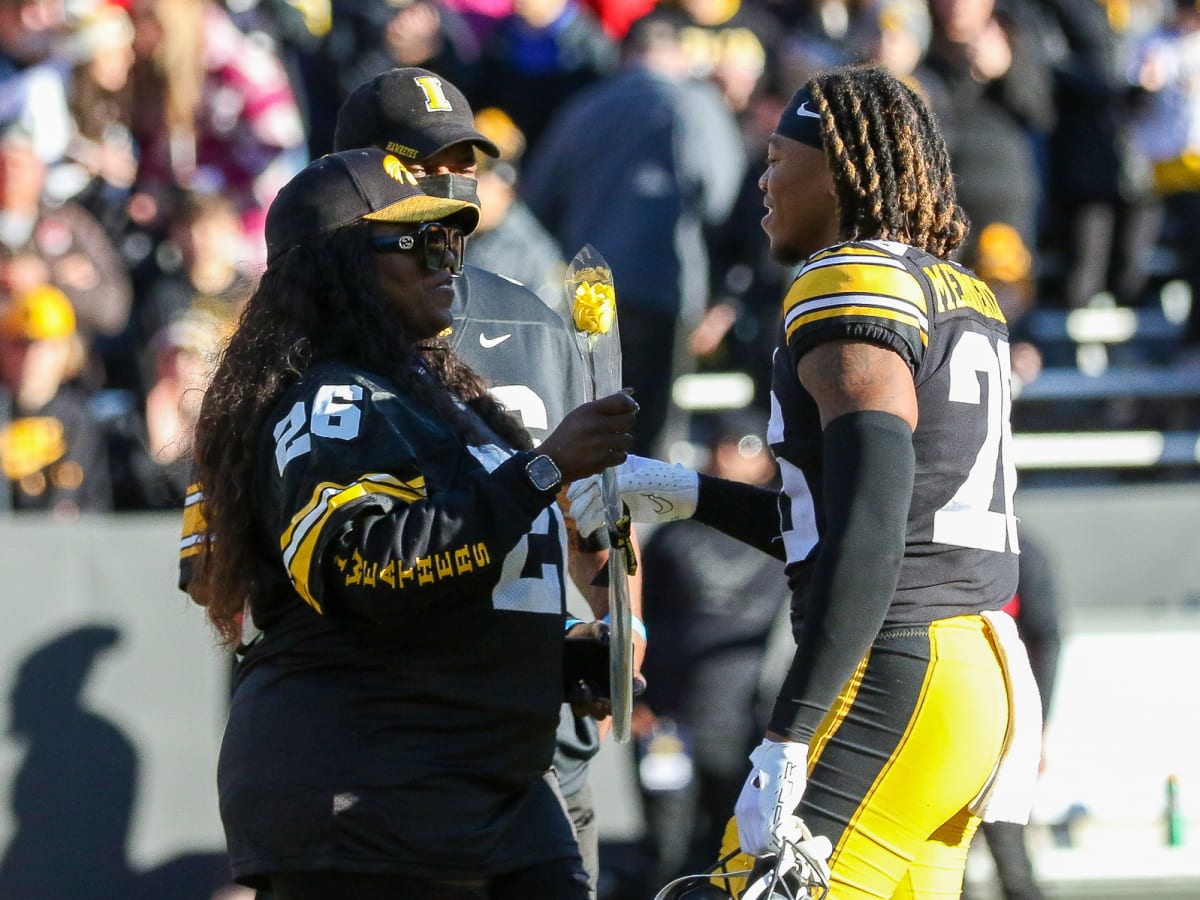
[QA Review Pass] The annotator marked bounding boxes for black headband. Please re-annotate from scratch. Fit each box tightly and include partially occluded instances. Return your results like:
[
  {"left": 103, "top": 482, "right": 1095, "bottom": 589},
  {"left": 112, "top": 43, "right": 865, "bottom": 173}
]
[{"left": 775, "top": 87, "right": 824, "bottom": 150}]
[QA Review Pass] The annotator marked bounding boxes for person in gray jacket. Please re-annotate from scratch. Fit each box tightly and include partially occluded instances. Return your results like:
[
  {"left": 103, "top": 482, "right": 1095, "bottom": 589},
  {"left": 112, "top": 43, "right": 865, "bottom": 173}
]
[{"left": 521, "top": 8, "right": 746, "bottom": 458}]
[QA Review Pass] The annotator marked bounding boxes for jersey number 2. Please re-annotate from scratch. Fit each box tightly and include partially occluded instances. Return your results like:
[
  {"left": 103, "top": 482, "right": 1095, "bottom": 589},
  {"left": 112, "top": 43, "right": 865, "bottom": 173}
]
[{"left": 932, "top": 332, "right": 1019, "bottom": 553}]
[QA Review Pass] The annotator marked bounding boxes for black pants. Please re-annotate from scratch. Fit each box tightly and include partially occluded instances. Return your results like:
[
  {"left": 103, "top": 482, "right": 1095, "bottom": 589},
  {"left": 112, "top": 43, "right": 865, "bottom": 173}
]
[
  {"left": 978, "top": 821, "right": 1044, "bottom": 900},
  {"left": 566, "top": 783, "right": 599, "bottom": 898},
  {"left": 262, "top": 855, "right": 590, "bottom": 900}
]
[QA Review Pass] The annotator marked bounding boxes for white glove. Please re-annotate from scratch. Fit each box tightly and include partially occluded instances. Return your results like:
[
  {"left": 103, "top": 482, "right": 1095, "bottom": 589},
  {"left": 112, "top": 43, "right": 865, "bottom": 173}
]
[
  {"left": 774, "top": 816, "right": 832, "bottom": 888},
  {"left": 741, "top": 817, "right": 832, "bottom": 900},
  {"left": 734, "top": 738, "right": 809, "bottom": 857},
  {"left": 565, "top": 454, "right": 699, "bottom": 538}
]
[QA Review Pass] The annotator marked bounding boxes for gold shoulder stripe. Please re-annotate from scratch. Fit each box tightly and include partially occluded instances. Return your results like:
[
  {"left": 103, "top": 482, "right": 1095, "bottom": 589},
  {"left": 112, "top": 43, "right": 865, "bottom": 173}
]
[
  {"left": 784, "top": 261, "right": 927, "bottom": 317},
  {"left": 282, "top": 474, "right": 427, "bottom": 613},
  {"left": 786, "top": 305, "right": 928, "bottom": 346},
  {"left": 807, "top": 244, "right": 894, "bottom": 263},
  {"left": 279, "top": 473, "right": 424, "bottom": 551}
]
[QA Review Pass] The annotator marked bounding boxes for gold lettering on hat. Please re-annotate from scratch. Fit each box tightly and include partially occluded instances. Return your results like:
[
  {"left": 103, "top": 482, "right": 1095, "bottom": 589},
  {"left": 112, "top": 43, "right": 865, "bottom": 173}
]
[
  {"left": 383, "top": 155, "right": 418, "bottom": 186},
  {"left": 413, "top": 74, "right": 453, "bottom": 112},
  {"left": 385, "top": 142, "right": 419, "bottom": 159}
]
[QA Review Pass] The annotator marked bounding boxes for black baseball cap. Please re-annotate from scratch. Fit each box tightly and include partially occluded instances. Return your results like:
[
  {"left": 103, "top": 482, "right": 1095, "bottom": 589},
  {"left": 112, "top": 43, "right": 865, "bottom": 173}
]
[
  {"left": 265, "top": 149, "right": 480, "bottom": 262},
  {"left": 334, "top": 68, "right": 501, "bottom": 161}
]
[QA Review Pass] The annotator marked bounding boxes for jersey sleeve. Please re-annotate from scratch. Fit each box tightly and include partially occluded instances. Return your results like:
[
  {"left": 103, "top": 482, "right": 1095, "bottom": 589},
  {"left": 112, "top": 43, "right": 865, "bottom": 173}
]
[
  {"left": 177, "top": 479, "right": 206, "bottom": 594},
  {"left": 781, "top": 243, "right": 929, "bottom": 372},
  {"left": 260, "top": 374, "right": 556, "bottom": 624}
]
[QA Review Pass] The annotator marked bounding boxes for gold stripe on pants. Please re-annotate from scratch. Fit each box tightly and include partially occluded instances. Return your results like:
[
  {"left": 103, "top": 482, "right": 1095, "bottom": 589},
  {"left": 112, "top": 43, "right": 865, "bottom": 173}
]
[{"left": 717, "top": 615, "right": 1010, "bottom": 899}]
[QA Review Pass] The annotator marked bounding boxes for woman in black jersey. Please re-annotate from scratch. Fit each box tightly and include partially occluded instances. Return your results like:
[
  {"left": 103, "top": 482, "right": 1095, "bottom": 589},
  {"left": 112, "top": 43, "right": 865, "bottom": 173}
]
[
  {"left": 570, "top": 65, "right": 1043, "bottom": 899},
  {"left": 188, "top": 148, "right": 636, "bottom": 900}
]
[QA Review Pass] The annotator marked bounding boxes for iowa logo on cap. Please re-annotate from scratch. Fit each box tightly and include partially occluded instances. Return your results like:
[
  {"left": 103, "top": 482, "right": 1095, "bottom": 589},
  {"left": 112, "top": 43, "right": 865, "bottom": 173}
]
[
  {"left": 413, "top": 74, "right": 454, "bottom": 112},
  {"left": 382, "top": 155, "right": 418, "bottom": 185}
]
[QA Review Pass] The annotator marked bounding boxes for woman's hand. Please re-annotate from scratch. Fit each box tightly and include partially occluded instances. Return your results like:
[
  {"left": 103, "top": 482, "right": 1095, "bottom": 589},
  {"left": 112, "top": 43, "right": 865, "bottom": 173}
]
[{"left": 539, "top": 391, "right": 638, "bottom": 483}]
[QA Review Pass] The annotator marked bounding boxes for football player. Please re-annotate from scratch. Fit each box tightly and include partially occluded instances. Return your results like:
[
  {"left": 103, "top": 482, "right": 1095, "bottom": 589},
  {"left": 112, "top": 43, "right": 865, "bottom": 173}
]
[{"left": 571, "top": 64, "right": 1043, "bottom": 899}]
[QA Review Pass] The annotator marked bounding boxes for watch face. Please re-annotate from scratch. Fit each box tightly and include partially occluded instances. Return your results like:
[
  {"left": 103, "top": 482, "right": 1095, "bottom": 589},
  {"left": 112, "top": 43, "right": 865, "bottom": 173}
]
[{"left": 527, "top": 454, "right": 562, "bottom": 492}]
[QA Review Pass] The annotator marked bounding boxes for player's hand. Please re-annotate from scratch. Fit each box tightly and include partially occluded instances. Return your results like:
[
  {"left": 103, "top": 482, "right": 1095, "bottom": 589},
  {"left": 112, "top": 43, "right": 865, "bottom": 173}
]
[
  {"left": 734, "top": 738, "right": 809, "bottom": 857},
  {"left": 565, "top": 454, "right": 698, "bottom": 538},
  {"left": 540, "top": 391, "right": 637, "bottom": 483},
  {"left": 774, "top": 816, "right": 832, "bottom": 886}
]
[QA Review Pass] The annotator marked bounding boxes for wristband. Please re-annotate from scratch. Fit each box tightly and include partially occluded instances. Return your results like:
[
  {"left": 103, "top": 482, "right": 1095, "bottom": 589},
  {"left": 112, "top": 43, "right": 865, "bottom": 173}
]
[
  {"left": 603, "top": 613, "right": 647, "bottom": 641},
  {"left": 564, "top": 617, "right": 586, "bottom": 632}
]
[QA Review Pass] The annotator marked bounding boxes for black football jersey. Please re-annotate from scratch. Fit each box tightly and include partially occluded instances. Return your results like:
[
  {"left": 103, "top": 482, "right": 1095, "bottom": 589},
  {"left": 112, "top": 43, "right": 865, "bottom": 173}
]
[
  {"left": 217, "top": 360, "right": 577, "bottom": 877},
  {"left": 179, "top": 267, "right": 585, "bottom": 591},
  {"left": 769, "top": 240, "right": 1019, "bottom": 625},
  {"left": 447, "top": 265, "right": 602, "bottom": 790},
  {"left": 447, "top": 266, "right": 588, "bottom": 445}
]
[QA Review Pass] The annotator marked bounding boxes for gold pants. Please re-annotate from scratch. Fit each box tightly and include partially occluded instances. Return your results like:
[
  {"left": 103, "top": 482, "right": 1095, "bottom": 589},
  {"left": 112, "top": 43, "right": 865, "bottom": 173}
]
[{"left": 716, "top": 615, "right": 1011, "bottom": 899}]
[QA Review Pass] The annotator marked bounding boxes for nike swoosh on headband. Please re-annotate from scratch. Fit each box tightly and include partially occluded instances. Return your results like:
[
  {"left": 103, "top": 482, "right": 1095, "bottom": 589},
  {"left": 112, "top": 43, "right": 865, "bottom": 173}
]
[{"left": 796, "top": 101, "right": 820, "bottom": 119}]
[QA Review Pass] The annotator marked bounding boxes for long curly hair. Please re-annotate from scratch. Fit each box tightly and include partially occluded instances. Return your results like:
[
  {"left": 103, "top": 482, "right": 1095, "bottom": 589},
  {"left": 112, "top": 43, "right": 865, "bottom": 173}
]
[
  {"left": 809, "top": 65, "right": 968, "bottom": 258},
  {"left": 191, "top": 222, "right": 530, "bottom": 646}
]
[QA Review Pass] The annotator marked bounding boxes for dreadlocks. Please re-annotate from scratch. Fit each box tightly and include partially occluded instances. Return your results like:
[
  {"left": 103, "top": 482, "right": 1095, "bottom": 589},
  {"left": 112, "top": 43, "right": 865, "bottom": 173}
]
[
  {"left": 191, "top": 222, "right": 530, "bottom": 646},
  {"left": 810, "top": 65, "right": 968, "bottom": 258}
]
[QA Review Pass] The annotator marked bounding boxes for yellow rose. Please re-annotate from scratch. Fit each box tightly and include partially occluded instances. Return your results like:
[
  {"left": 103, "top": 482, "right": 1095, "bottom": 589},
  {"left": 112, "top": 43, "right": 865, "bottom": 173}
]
[{"left": 572, "top": 281, "right": 615, "bottom": 335}]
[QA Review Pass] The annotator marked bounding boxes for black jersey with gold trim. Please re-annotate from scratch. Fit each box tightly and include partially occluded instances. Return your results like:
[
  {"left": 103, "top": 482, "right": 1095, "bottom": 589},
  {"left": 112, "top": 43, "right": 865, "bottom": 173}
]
[
  {"left": 769, "top": 239, "right": 1019, "bottom": 625},
  {"left": 217, "top": 360, "right": 575, "bottom": 877},
  {"left": 177, "top": 267, "right": 584, "bottom": 591}
]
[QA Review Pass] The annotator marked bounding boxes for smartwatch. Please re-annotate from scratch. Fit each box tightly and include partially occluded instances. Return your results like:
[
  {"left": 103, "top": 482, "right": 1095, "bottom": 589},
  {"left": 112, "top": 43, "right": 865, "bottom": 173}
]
[{"left": 524, "top": 453, "right": 563, "bottom": 493}]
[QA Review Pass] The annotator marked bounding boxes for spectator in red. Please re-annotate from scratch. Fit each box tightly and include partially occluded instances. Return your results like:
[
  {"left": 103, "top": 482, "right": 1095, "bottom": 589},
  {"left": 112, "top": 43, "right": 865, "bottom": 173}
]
[{"left": 580, "top": 0, "right": 656, "bottom": 40}]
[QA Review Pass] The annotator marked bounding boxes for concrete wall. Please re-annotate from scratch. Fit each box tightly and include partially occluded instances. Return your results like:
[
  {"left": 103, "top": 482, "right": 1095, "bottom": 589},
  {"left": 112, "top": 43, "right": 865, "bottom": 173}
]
[
  {"left": 0, "top": 482, "right": 1197, "bottom": 897},
  {"left": 0, "top": 515, "right": 229, "bottom": 899}
]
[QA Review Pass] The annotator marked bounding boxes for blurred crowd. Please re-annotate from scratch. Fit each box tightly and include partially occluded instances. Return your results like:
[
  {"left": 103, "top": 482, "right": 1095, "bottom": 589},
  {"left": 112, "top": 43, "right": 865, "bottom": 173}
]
[{"left": 3, "top": 0, "right": 1200, "bottom": 516}]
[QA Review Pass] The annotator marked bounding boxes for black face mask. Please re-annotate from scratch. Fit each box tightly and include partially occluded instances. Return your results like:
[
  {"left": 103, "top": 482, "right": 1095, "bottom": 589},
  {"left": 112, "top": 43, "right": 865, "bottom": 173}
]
[{"left": 417, "top": 173, "right": 481, "bottom": 206}]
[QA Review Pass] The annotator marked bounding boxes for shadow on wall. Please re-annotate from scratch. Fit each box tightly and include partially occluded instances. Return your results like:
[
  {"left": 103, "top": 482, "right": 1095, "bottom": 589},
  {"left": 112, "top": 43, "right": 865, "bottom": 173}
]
[{"left": 0, "top": 625, "right": 229, "bottom": 900}]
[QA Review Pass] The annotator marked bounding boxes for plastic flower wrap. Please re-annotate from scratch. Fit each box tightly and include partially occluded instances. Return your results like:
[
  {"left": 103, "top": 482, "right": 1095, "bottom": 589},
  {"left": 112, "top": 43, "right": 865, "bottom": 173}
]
[
  {"left": 564, "top": 245, "right": 635, "bottom": 743},
  {"left": 571, "top": 278, "right": 616, "bottom": 342},
  {"left": 566, "top": 254, "right": 620, "bottom": 386}
]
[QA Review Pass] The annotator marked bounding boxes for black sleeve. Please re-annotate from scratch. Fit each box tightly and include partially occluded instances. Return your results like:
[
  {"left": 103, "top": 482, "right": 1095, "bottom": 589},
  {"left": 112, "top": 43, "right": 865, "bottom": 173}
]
[
  {"left": 768, "top": 411, "right": 914, "bottom": 742},
  {"left": 692, "top": 475, "right": 786, "bottom": 560},
  {"left": 319, "top": 451, "right": 557, "bottom": 623},
  {"left": 259, "top": 371, "right": 561, "bottom": 622}
]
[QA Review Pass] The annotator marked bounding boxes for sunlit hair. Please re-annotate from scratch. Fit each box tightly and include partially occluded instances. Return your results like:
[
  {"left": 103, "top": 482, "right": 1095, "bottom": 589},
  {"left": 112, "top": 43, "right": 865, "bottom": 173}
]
[
  {"left": 191, "top": 222, "right": 530, "bottom": 646},
  {"left": 809, "top": 64, "right": 968, "bottom": 257}
]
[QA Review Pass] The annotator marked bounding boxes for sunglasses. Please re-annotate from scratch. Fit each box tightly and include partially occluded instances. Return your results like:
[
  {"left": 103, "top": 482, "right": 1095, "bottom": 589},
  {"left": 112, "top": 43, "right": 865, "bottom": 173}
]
[{"left": 371, "top": 222, "right": 467, "bottom": 276}]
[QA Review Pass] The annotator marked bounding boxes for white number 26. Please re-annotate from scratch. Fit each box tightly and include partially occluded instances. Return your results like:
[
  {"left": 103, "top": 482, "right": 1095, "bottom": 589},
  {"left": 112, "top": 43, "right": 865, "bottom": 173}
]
[
  {"left": 273, "top": 384, "right": 364, "bottom": 475},
  {"left": 931, "top": 332, "right": 1019, "bottom": 554}
]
